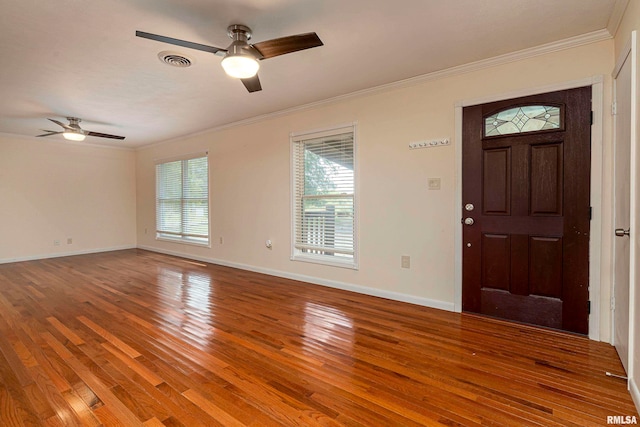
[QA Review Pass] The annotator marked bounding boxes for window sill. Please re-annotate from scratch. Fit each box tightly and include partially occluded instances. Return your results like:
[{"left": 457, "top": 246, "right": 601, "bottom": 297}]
[
  {"left": 291, "top": 253, "right": 358, "bottom": 270},
  {"left": 156, "top": 236, "right": 211, "bottom": 249}
]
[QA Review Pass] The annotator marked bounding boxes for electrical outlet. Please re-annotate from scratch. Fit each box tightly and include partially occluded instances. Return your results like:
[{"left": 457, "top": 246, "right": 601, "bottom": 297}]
[
  {"left": 53, "top": 240, "right": 60, "bottom": 246},
  {"left": 428, "top": 178, "right": 441, "bottom": 190},
  {"left": 401, "top": 255, "right": 410, "bottom": 269},
  {"left": 219, "top": 237, "right": 224, "bottom": 244},
  {"left": 67, "top": 238, "right": 73, "bottom": 245}
]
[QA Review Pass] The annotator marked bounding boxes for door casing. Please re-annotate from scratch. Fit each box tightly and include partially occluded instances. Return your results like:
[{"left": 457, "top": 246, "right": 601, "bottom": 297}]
[{"left": 453, "top": 76, "right": 605, "bottom": 341}]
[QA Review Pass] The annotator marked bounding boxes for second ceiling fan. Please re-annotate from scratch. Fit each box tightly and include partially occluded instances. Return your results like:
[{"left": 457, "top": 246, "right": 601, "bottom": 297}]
[{"left": 136, "top": 24, "right": 323, "bottom": 93}]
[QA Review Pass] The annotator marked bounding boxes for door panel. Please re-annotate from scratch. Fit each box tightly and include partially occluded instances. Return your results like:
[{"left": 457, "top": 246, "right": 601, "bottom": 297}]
[
  {"left": 462, "top": 87, "right": 591, "bottom": 334},
  {"left": 530, "top": 144, "right": 563, "bottom": 215},
  {"left": 510, "top": 235, "right": 529, "bottom": 296},
  {"left": 483, "top": 149, "right": 511, "bottom": 214},
  {"left": 613, "top": 44, "right": 632, "bottom": 372},
  {"left": 480, "top": 288, "right": 563, "bottom": 329},
  {"left": 529, "top": 236, "right": 563, "bottom": 298},
  {"left": 481, "top": 234, "right": 510, "bottom": 290}
]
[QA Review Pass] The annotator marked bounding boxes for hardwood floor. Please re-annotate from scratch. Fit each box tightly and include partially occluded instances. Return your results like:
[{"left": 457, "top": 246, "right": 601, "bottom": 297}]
[{"left": 0, "top": 249, "right": 636, "bottom": 426}]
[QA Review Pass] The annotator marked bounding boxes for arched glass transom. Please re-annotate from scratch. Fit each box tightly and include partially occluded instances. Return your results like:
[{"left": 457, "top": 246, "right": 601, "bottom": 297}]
[{"left": 484, "top": 105, "right": 561, "bottom": 137}]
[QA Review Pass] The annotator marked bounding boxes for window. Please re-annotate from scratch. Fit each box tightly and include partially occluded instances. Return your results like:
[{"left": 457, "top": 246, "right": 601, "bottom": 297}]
[
  {"left": 291, "top": 124, "right": 357, "bottom": 268},
  {"left": 156, "top": 154, "right": 209, "bottom": 246},
  {"left": 484, "top": 105, "right": 562, "bottom": 137}
]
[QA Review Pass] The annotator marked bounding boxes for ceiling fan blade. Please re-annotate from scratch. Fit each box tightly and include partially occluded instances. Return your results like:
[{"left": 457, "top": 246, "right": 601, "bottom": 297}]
[
  {"left": 36, "top": 131, "right": 63, "bottom": 137},
  {"left": 251, "top": 32, "right": 323, "bottom": 59},
  {"left": 136, "top": 31, "right": 226, "bottom": 55},
  {"left": 86, "top": 131, "right": 126, "bottom": 140},
  {"left": 241, "top": 75, "right": 262, "bottom": 93},
  {"left": 48, "top": 118, "right": 72, "bottom": 130}
]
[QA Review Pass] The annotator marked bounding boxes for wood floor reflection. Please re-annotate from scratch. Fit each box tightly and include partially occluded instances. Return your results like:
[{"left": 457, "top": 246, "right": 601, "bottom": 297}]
[{"left": 0, "top": 249, "right": 636, "bottom": 426}]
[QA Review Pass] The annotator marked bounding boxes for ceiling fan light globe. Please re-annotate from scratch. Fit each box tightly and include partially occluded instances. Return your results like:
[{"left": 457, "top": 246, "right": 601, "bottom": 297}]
[
  {"left": 63, "top": 130, "right": 86, "bottom": 141},
  {"left": 221, "top": 54, "right": 259, "bottom": 79}
]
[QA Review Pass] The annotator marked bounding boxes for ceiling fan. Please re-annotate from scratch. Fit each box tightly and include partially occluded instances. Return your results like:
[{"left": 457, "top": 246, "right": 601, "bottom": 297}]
[
  {"left": 37, "top": 117, "right": 125, "bottom": 141},
  {"left": 136, "top": 24, "right": 323, "bottom": 93}
]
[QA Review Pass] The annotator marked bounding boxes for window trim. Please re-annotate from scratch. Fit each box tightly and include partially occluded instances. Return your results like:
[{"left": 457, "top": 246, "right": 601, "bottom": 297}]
[
  {"left": 155, "top": 152, "right": 211, "bottom": 248},
  {"left": 290, "top": 123, "right": 358, "bottom": 269}
]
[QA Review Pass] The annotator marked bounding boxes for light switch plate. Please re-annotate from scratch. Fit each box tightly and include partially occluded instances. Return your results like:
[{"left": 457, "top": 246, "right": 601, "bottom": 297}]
[
  {"left": 401, "top": 255, "right": 410, "bottom": 269},
  {"left": 428, "top": 178, "right": 441, "bottom": 190}
]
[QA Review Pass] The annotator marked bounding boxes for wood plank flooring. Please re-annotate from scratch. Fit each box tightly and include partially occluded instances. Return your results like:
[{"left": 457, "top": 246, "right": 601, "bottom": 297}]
[{"left": 0, "top": 249, "right": 636, "bottom": 426}]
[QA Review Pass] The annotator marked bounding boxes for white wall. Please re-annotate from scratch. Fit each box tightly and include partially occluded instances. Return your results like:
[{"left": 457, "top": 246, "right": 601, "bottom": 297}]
[
  {"left": 137, "top": 39, "right": 615, "bottom": 336},
  {"left": 0, "top": 135, "right": 137, "bottom": 262}
]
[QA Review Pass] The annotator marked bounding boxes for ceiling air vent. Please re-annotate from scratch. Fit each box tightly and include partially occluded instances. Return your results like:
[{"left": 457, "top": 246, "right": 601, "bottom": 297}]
[{"left": 158, "top": 51, "right": 193, "bottom": 68}]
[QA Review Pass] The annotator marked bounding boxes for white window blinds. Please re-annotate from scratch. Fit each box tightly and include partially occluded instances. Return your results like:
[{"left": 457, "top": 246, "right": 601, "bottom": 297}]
[
  {"left": 156, "top": 155, "right": 209, "bottom": 245},
  {"left": 292, "top": 125, "right": 356, "bottom": 267}
]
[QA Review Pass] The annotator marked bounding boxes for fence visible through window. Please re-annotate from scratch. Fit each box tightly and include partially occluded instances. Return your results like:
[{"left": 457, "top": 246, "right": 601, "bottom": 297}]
[{"left": 292, "top": 124, "right": 356, "bottom": 267}]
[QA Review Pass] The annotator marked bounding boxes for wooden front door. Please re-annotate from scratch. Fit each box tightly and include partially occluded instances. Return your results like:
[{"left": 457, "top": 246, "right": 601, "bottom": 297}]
[{"left": 462, "top": 87, "right": 591, "bottom": 335}]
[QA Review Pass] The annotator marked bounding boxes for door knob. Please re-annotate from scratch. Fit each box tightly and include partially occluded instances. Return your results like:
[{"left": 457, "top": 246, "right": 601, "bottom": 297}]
[
  {"left": 464, "top": 218, "right": 475, "bottom": 226},
  {"left": 615, "top": 228, "right": 630, "bottom": 237}
]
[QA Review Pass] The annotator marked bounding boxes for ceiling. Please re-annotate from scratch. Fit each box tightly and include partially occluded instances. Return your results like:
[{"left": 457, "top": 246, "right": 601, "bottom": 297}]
[{"left": 0, "top": 0, "right": 624, "bottom": 148}]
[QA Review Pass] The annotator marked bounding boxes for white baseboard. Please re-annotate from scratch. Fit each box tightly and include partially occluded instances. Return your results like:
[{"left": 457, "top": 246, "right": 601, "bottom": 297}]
[
  {"left": 137, "top": 245, "right": 455, "bottom": 312},
  {"left": 0, "top": 245, "right": 137, "bottom": 264},
  {"left": 631, "top": 377, "right": 640, "bottom": 415}
]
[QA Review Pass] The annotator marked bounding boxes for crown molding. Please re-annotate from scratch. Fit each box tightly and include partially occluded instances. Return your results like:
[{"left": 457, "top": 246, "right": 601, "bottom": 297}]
[
  {"left": 139, "top": 29, "right": 613, "bottom": 151},
  {"left": 607, "top": 0, "right": 630, "bottom": 37}
]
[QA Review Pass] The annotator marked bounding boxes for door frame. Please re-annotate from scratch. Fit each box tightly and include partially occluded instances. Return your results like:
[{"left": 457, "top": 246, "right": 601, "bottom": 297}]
[{"left": 453, "top": 76, "right": 605, "bottom": 341}]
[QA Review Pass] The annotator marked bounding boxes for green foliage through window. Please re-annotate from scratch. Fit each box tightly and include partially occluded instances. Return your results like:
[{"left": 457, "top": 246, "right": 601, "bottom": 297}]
[{"left": 292, "top": 126, "right": 356, "bottom": 266}]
